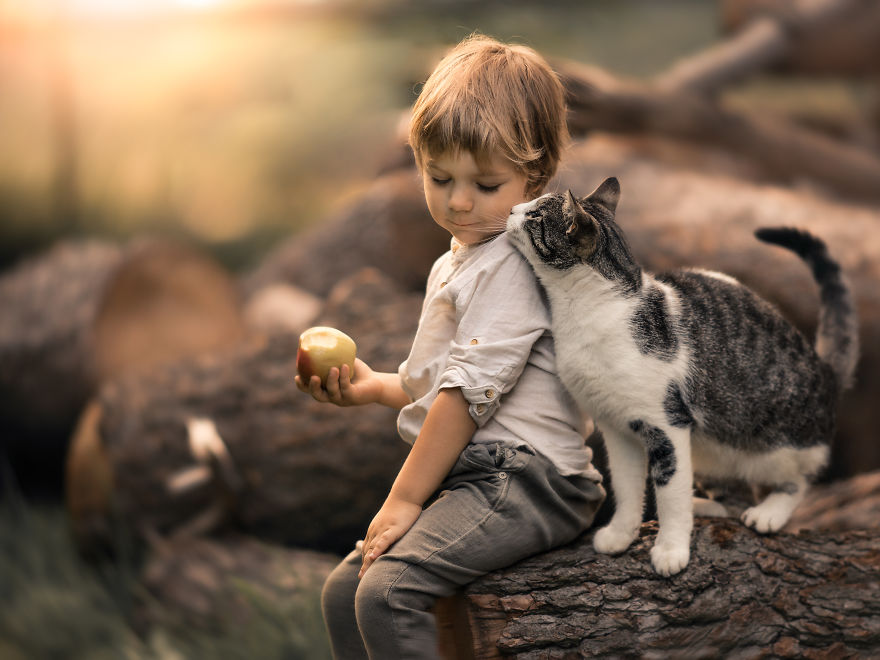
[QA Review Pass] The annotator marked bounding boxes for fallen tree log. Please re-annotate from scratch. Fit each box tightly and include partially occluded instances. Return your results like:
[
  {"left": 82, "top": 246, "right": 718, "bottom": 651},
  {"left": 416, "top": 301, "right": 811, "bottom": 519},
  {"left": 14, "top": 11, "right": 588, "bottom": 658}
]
[
  {"left": 240, "top": 168, "right": 447, "bottom": 299},
  {"left": 787, "top": 470, "right": 880, "bottom": 533},
  {"left": 659, "top": 0, "right": 871, "bottom": 94},
  {"left": 66, "top": 268, "right": 419, "bottom": 555},
  {"left": 721, "top": 0, "right": 880, "bottom": 76},
  {"left": 438, "top": 518, "right": 880, "bottom": 659},
  {"left": 138, "top": 532, "right": 338, "bottom": 649},
  {"left": 0, "top": 241, "right": 122, "bottom": 444},
  {"left": 556, "top": 58, "right": 880, "bottom": 204},
  {"left": 557, "top": 135, "right": 880, "bottom": 479},
  {"left": 0, "top": 239, "right": 244, "bottom": 494}
]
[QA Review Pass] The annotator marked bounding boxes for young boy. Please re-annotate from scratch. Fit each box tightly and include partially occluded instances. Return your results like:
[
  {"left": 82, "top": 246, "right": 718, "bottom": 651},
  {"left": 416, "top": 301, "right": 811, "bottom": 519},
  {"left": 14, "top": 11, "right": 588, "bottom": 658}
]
[{"left": 296, "top": 34, "right": 605, "bottom": 659}]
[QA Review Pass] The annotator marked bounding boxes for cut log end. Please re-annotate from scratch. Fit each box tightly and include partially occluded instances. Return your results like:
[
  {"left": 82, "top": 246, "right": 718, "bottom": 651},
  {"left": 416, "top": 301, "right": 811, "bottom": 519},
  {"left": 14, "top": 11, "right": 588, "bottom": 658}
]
[{"left": 93, "top": 240, "right": 246, "bottom": 381}]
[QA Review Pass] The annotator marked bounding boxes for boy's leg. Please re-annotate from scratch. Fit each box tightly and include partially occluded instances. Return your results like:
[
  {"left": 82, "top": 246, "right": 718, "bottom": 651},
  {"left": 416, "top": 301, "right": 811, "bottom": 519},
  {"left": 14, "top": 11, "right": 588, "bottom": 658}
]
[
  {"left": 321, "top": 549, "right": 367, "bottom": 660},
  {"left": 354, "top": 443, "right": 604, "bottom": 659}
]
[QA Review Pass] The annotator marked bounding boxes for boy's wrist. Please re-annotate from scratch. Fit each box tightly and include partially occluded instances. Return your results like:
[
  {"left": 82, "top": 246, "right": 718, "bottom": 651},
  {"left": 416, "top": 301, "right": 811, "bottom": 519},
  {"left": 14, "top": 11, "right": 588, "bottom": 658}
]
[{"left": 376, "top": 372, "right": 411, "bottom": 409}]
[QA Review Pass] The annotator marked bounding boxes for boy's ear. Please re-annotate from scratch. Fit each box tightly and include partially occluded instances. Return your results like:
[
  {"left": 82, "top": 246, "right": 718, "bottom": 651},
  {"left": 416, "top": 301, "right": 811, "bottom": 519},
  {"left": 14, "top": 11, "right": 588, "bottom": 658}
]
[
  {"left": 564, "top": 190, "right": 599, "bottom": 257},
  {"left": 585, "top": 177, "right": 620, "bottom": 214}
]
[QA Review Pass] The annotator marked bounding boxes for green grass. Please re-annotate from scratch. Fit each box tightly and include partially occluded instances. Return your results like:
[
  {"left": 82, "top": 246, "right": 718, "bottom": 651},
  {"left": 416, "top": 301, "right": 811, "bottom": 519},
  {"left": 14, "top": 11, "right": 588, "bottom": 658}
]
[{"left": 0, "top": 490, "right": 331, "bottom": 659}]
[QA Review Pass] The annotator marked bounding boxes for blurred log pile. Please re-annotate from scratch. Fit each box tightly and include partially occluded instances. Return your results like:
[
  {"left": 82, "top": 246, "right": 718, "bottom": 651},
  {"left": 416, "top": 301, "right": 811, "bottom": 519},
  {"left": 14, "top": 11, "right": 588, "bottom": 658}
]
[
  {"left": 0, "top": 239, "right": 244, "bottom": 493},
  {"left": 66, "top": 268, "right": 418, "bottom": 556},
  {"left": 3, "top": 0, "right": 880, "bottom": 656}
]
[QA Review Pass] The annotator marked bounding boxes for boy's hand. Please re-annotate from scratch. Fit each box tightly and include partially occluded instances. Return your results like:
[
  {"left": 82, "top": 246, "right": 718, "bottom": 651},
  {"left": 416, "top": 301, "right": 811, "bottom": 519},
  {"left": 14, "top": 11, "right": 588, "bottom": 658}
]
[
  {"left": 359, "top": 497, "right": 422, "bottom": 578},
  {"left": 295, "top": 358, "right": 384, "bottom": 407}
]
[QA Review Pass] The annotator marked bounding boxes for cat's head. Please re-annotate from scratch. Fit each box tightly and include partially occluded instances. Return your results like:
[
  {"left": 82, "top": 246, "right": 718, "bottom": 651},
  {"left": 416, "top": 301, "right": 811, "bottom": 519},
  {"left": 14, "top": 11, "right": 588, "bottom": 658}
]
[{"left": 506, "top": 176, "right": 641, "bottom": 293}]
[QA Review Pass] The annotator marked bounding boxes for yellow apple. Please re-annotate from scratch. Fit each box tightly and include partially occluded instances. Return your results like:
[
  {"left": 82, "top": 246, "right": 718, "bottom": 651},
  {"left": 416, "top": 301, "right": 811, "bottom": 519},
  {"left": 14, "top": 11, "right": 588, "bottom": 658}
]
[{"left": 296, "top": 326, "right": 357, "bottom": 386}]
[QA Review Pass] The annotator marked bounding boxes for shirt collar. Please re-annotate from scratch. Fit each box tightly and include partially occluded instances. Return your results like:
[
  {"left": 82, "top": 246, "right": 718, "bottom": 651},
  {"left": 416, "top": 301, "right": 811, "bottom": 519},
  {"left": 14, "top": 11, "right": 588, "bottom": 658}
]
[{"left": 450, "top": 233, "right": 502, "bottom": 266}]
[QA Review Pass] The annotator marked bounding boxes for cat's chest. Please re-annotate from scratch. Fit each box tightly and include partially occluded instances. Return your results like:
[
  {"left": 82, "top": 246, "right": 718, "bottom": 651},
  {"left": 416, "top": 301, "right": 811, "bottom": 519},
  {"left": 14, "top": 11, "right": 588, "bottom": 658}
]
[
  {"left": 548, "top": 289, "right": 681, "bottom": 417},
  {"left": 550, "top": 294, "right": 639, "bottom": 381}
]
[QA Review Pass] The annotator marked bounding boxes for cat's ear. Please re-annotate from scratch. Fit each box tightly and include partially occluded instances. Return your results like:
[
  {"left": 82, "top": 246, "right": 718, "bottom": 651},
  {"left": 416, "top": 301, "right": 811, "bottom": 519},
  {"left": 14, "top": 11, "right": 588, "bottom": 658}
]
[
  {"left": 586, "top": 177, "right": 620, "bottom": 214},
  {"left": 562, "top": 189, "right": 586, "bottom": 222},
  {"left": 564, "top": 190, "right": 599, "bottom": 256}
]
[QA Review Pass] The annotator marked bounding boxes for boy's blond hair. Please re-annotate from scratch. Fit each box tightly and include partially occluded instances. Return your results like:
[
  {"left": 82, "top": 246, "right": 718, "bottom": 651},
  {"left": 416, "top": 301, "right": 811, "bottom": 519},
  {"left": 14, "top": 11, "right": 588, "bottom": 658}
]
[{"left": 409, "top": 34, "right": 568, "bottom": 197}]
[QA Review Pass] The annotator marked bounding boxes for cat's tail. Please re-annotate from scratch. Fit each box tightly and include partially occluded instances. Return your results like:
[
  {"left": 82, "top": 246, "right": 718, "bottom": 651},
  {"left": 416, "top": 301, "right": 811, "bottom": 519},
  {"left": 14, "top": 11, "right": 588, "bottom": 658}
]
[{"left": 755, "top": 227, "right": 859, "bottom": 391}]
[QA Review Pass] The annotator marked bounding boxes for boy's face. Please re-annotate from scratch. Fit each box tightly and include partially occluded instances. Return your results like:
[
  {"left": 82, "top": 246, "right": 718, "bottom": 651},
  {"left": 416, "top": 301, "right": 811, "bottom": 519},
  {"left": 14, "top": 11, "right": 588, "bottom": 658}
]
[{"left": 421, "top": 150, "right": 531, "bottom": 246}]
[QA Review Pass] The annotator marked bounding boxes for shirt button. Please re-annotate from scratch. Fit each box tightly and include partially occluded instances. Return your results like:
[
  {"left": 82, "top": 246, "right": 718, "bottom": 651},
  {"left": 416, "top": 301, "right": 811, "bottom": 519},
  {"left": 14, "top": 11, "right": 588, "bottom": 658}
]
[
  {"left": 470, "top": 339, "right": 479, "bottom": 345},
  {"left": 498, "top": 472, "right": 507, "bottom": 480},
  {"left": 440, "top": 281, "right": 447, "bottom": 288},
  {"left": 475, "top": 404, "right": 486, "bottom": 414},
  {"left": 485, "top": 389, "right": 495, "bottom": 399}
]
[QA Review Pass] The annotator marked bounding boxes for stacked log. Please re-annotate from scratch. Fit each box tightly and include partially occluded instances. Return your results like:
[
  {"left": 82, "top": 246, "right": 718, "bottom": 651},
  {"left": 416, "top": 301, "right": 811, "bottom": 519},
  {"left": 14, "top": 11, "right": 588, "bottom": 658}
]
[
  {"left": 139, "top": 533, "right": 339, "bottom": 636},
  {"left": 66, "top": 268, "right": 421, "bottom": 555},
  {"left": 720, "top": 0, "right": 880, "bottom": 76},
  {"left": 240, "top": 168, "right": 448, "bottom": 298},
  {"left": 556, "top": 59, "right": 880, "bottom": 204},
  {"left": 0, "top": 239, "right": 244, "bottom": 494}
]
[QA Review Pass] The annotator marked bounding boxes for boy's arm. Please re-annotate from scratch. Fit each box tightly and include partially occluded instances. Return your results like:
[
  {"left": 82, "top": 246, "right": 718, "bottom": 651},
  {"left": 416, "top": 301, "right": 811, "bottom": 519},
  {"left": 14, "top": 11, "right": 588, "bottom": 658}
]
[{"left": 359, "top": 387, "right": 475, "bottom": 578}]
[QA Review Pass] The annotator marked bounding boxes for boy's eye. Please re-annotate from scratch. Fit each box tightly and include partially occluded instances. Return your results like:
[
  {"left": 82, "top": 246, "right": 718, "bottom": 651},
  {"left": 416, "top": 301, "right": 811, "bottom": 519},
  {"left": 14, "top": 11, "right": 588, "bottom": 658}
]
[
  {"left": 477, "top": 183, "right": 501, "bottom": 193},
  {"left": 430, "top": 176, "right": 450, "bottom": 186}
]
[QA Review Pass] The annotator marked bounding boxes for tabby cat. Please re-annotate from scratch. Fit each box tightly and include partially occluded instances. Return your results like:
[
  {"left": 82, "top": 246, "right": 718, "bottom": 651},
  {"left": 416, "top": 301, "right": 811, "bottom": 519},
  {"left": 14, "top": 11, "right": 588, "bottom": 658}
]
[{"left": 506, "top": 177, "right": 858, "bottom": 576}]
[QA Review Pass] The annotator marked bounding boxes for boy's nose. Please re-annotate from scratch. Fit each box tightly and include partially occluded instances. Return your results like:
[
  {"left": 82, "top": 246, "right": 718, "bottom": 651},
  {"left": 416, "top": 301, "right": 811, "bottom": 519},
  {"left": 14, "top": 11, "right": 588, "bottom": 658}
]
[{"left": 448, "top": 186, "right": 472, "bottom": 212}]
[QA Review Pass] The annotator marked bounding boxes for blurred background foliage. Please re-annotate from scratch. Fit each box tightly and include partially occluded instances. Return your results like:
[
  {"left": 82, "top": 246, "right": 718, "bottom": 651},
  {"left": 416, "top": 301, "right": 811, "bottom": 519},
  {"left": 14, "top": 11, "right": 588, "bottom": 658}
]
[{"left": 0, "top": 0, "right": 721, "bottom": 272}]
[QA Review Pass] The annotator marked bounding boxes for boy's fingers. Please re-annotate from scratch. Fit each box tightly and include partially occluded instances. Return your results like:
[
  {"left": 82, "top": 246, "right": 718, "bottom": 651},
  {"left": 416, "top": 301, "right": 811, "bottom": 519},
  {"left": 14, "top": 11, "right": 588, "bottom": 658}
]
[
  {"left": 371, "top": 533, "right": 393, "bottom": 559},
  {"left": 308, "top": 375, "right": 328, "bottom": 401},
  {"left": 325, "top": 367, "right": 341, "bottom": 400},
  {"left": 339, "top": 364, "right": 354, "bottom": 395}
]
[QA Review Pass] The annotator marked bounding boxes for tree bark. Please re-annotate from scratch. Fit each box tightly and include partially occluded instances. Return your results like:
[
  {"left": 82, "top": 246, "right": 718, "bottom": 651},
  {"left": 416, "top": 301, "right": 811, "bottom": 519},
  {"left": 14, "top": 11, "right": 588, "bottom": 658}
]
[
  {"left": 66, "top": 268, "right": 421, "bottom": 555},
  {"left": 440, "top": 519, "right": 880, "bottom": 659}
]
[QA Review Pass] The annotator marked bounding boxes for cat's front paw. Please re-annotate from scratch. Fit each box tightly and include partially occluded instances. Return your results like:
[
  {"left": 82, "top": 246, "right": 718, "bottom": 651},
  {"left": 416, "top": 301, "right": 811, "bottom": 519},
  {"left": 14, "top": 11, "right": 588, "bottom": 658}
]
[
  {"left": 593, "top": 524, "right": 638, "bottom": 555},
  {"left": 650, "top": 541, "right": 690, "bottom": 576}
]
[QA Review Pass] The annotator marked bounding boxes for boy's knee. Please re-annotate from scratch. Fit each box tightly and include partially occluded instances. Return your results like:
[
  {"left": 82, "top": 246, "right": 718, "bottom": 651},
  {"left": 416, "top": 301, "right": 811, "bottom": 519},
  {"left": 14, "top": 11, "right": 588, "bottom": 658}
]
[
  {"left": 354, "top": 557, "right": 396, "bottom": 618},
  {"left": 321, "top": 557, "right": 360, "bottom": 617},
  {"left": 354, "top": 556, "right": 431, "bottom": 623}
]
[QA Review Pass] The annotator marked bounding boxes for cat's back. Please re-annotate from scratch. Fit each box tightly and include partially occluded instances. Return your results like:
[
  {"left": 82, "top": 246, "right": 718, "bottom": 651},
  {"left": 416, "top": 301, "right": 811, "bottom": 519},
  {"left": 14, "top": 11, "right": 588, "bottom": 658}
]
[{"left": 658, "top": 268, "right": 837, "bottom": 450}]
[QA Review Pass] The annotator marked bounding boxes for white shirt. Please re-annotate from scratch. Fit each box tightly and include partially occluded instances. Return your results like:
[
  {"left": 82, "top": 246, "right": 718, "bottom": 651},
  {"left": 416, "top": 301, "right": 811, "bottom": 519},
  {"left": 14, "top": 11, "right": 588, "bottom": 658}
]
[{"left": 397, "top": 233, "right": 601, "bottom": 479}]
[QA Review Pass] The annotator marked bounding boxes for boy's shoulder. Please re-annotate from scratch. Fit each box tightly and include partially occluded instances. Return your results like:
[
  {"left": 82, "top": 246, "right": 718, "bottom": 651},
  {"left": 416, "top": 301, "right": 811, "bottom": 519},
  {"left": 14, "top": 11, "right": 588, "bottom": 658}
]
[
  {"left": 432, "top": 233, "right": 538, "bottom": 287},
  {"left": 481, "top": 233, "right": 538, "bottom": 277}
]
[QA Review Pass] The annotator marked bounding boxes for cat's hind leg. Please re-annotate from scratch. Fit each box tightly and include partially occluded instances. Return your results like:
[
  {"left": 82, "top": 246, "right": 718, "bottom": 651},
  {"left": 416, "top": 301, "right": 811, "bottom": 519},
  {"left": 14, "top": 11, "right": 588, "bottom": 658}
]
[
  {"left": 741, "top": 477, "right": 807, "bottom": 533},
  {"left": 593, "top": 426, "right": 647, "bottom": 556},
  {"left": 693, "top": 496, "right": 729, "bottom": 518}
]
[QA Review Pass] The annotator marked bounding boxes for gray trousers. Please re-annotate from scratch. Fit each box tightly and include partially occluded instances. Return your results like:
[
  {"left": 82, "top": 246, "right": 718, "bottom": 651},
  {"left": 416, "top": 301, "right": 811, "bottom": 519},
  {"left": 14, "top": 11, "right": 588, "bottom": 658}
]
[{"left": 321, "top": 442, "right": 605, "bottom": 659}]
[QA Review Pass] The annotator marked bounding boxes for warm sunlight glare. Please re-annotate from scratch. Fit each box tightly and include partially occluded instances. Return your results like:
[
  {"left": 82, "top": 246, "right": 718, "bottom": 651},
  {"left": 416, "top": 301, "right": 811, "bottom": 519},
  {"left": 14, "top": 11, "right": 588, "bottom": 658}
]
[{"left": 65, "top": 0, "right": 228, "bottom": 18}]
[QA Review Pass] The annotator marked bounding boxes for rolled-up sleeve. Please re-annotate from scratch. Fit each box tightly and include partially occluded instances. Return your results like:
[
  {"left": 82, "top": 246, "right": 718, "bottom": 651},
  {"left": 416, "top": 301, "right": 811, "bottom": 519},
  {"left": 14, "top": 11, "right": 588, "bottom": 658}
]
[{"left": 436, "top": 252, "right": 550, "bottom": 427}]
